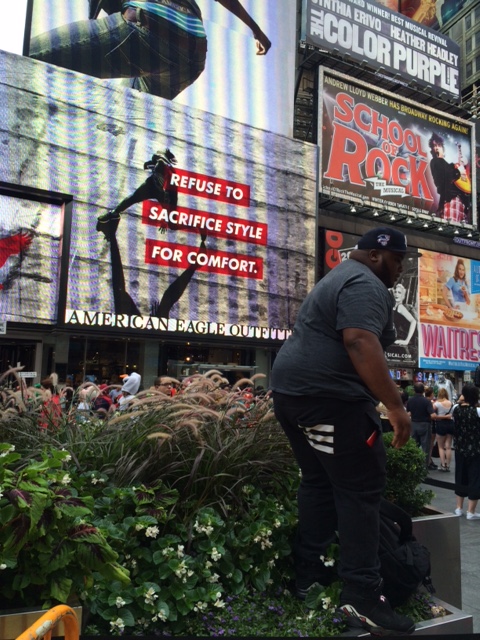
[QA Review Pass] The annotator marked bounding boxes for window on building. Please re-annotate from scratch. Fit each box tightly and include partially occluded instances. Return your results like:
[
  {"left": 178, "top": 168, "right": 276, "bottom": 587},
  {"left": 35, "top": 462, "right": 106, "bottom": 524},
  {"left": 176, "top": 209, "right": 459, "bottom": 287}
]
[
  {"left": 476, "top": 31, "right": 480, "bottom": 48},
  {"left": 476, "top": 55, "right": 480, "bottom": 72},
  {"left": 467, "top": 36, "right": 473, "bottom": 53},
  {"left": 467, "top": 61, "right": 473, "bottom": 78},
  {"left": 475, "top": 3, "right": 480, "bottom": 22},
  {"left": 466, "top": 14, "right": 472, "bottom": 30}
]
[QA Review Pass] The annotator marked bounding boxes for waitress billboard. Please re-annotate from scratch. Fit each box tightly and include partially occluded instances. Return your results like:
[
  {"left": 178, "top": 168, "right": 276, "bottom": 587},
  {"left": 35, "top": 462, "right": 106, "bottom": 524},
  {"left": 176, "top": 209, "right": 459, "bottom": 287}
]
[{"left": 419, "top": 249, "right": 480, "bottom": 370}]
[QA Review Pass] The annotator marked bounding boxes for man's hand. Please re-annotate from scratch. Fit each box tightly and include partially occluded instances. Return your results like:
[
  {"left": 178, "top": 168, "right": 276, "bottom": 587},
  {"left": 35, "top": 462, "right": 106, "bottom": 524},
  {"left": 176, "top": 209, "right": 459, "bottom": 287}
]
[
  {"left": 388, "top": 407, "right": 411, "bottom": 448},
  {"left": 254, "top": 31, "right": 271, "bottom": 55}
]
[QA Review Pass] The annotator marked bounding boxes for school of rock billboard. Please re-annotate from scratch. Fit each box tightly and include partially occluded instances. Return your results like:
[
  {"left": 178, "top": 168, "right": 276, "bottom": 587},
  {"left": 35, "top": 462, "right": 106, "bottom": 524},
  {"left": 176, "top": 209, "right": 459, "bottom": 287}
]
[
  {"left": 419, "top": 249, "right": 480, "bottom": 371},
  {"left": 322, "top": 228, "right": 420, "bottom": 368},
  {"left": 25, "top": 0, "right": 295, "bottom": 138},
  {"left": 0, "top": 49, "right": 317, "bottom": 340},
  {"left": 302, "top": 0, "right": 460, "bottom": 101},
  {"left": 319, "top": 69, "right": 476, "bottom": 224}
]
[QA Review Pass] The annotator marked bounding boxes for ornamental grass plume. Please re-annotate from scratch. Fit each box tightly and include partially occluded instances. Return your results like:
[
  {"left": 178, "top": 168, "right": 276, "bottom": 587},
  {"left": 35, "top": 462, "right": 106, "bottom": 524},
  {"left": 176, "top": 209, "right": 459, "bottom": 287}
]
[{"left": 0, "top": 371, "right": 295, "bottom": 514}]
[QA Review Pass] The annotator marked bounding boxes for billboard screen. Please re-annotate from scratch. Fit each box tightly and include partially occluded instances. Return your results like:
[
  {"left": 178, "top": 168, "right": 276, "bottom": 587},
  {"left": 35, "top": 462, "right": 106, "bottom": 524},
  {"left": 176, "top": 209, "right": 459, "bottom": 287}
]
[
  {"left": 376, "top": 0, "right": 474, "bottom": 29},
  {"left": 302, "top": 0, "right": 460, "bottom": 101},
  {"left": 24, "top": 0, "right": 295, "bottom": 137},
  {"left": 0, "top": 49, "right": 318, "bottom": 340},
  {"left": 319, "top": 69, "right": 476, "bottom": 224},
  {"left": 322, "top": 228, "right": 419, "bottom": 368},
  {"left": 0, "top": 193, "right": 63, "bottom": 324},
  {"left": 419, "top": 248, "right": 480, "bottom": 370}
]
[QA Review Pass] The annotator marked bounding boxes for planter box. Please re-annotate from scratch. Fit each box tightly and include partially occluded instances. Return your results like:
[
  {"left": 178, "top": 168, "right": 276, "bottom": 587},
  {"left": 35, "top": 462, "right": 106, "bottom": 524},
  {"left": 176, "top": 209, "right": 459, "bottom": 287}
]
[
  {"left": 0, "top": 606, "right": 82, "bottom": 640},
  {"left": 412, "top": 507, "right": 461, "bottom": 609},
  {"left": 343, "top": 597, "right": 473, "bottom": 636}
]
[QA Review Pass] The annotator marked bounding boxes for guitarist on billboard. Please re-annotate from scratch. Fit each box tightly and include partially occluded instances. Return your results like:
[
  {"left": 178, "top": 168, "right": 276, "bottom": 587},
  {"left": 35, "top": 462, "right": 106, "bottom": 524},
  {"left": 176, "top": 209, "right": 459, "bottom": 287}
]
[{"left": 428, "top": 132, "right": 471, "bottom": 223}]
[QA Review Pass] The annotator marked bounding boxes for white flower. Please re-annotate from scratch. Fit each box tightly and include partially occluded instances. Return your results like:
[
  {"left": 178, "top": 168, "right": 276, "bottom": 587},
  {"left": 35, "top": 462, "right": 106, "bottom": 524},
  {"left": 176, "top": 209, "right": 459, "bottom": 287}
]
[
  {"left": 91, "top": 477, "right": 99, "bottom": 485},
  {"left": 61, "top": 450, "right": 72, "bottom": 462},
  {"left": 193, "top": 601, "right": 208, "bottom": 612},
  {"left": 177, "top": 544, "right": 185, "bottom": 558},
  {"left": 61, "top": 474, "right": 71, "bottom": 485},
  {"left": 109, "top": 618, "right": 125, "bottom": 632},
  {"left": 144, "top": 587, "right": 158, "bottom": 606},
  {"left": 205, "top": 560, "right": 213, "bottom": 569},
  {"left": 214, "top": 599, "right": 226, "bottom": 608},
  {"left": 320, "top": 554, "right": 335, "bottom": 567},
  {"left": 207, "top": 573, "right": 220, "bottom": 583},
  {"left": 0, "top": 564, "right": 7, "bottom": 570},
  {"left": 274, "top": 519, "right": 281, "bottom": 528},
  {"left": 0, "top": 445, "right": 15, "bottom": 458},
  {"left": 0, "top": 488, "right": 3, "bottom": 500},
  {"left": 135, "top": 523, "right": 145, "bottom": 531},
  {"left": 322, "top": 596, "right": 332, "bottom": 610},
  {"left": 157, "top": 609, "right": 167, "bottom": 622},
  {"left": 145, "top": 526, "right": 159, "bottom": 538},
  {"left": 162, "top": 546, "right": 174, "bottom": 556},
  {"left": 174, "top": 561, "right": 187, "bottom": 578},
  {"left": 210, "top": 547, "right": 222, "bottom": 561},
  {"left": 115, "top": 597, "right": 126, "bottom": 608}
]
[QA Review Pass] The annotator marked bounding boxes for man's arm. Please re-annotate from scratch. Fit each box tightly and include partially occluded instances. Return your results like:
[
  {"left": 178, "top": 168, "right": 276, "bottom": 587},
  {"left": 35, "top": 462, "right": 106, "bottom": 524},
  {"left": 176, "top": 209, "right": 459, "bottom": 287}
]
[
  {"left": 343, "top": 327, "right": 411, "bottom": 449},
  {"left": 214, "top": 0, "right": 271, "bottom": 54}
]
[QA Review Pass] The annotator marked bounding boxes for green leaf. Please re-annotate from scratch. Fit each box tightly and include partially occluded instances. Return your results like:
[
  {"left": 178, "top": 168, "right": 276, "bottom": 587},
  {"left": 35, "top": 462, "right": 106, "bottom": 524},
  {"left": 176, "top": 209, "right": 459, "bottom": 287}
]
[
  {"left": 0, "top": 504, "right": 15, "bottom": 525},
  {"left": 50, "top": 577, "right": 73, "bottom": 602}
]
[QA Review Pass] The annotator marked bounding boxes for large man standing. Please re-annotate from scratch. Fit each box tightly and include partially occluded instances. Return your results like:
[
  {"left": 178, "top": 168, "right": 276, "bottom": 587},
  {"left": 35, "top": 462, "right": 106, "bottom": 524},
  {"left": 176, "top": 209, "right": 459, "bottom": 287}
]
[{"left": 271, "top": 227, "right": 415, "bottom": 636}]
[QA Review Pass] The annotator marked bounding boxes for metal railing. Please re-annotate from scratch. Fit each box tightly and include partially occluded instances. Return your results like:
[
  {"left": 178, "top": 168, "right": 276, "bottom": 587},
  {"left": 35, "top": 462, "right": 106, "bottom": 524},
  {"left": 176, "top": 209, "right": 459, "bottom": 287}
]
[{"left": 15, "top": 606, "right": 79, "bottom": 640}]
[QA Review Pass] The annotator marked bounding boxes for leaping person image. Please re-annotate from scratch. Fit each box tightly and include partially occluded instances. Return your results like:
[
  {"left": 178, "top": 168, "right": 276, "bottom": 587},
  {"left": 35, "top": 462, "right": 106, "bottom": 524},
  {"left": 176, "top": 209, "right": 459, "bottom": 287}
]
[
  {"left": 97, "top": 148, "right": 178, "bottom": 225},
  {"left": 30, "top": 0, "right": 271, "bottom": 101}
]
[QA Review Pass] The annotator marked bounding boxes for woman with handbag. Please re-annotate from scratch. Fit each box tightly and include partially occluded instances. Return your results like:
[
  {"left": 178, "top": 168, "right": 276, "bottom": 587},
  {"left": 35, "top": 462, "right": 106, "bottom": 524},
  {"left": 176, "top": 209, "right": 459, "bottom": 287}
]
[{"left": 432, "top": 387, "right": 454, "bottom": 472}]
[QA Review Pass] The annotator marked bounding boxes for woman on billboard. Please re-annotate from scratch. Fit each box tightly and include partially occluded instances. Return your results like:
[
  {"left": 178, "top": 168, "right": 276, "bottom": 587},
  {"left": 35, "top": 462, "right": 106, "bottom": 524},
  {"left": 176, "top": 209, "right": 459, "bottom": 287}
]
[
  {"left": 442, "top": 258, "right": 471, "bottom": 310},
  {"left": 392, "top": 283, "right": 417, "bottom": 350},
  {"left": 29, "top": 0, "right": 271, "bottom": 101}
]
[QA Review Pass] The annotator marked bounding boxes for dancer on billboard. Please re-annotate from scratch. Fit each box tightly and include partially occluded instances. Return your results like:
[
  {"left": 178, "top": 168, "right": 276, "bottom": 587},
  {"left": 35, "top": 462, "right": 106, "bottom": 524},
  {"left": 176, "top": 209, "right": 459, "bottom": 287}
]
[
  {"left": 428, "top": 133, "right": 471, "bottom": 223},
  {"left": 97, "top": 147, "right": 204, "bottom": 318},
  {"left": 97, "top": 148, "right": 178, "bottom": 225},
  {"left": 30, "top": 0, "right": 271, "bottom": 101}
]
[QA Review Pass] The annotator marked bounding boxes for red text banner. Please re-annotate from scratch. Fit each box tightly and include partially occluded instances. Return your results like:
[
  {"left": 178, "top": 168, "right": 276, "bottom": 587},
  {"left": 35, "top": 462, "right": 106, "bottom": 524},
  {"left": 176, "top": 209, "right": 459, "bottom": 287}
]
[
  {"left": 169, "top": 169, "right": 250, "bottom": 207},
  {"left": 142, "top": 201, "right": 267, "bottom": 246},
  {"left": 145, "top": 240, "right": 263, "bottom": 280}
]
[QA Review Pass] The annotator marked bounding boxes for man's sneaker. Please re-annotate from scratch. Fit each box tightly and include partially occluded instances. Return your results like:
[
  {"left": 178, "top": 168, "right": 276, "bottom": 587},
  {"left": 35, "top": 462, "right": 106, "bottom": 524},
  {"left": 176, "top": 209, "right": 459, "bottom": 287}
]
[
  {"left": 97, "top": 210, "right": 121, "bottom": 223},
  {"left": 466, "top": 512, "right": 480, "bottom": 520},
  {"left": 454, "top": 508, "right": 464, "bottom": 516},
  {"left": 338, "top": 582, "right": 415, "bottom": 636}
]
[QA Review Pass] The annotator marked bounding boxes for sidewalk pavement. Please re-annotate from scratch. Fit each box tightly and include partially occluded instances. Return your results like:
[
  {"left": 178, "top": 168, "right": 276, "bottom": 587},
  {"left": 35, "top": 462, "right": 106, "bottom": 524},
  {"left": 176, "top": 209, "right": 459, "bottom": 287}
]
[{"left": 423, "top": 457, "right": 480, "bottom": 632}]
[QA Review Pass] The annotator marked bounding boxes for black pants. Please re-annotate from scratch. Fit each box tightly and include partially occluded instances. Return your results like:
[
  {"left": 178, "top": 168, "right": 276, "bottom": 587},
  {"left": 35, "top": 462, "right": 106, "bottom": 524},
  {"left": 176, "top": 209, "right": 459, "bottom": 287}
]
[{"left": 272, "top": 392, "right": 386, "bottom": 588}]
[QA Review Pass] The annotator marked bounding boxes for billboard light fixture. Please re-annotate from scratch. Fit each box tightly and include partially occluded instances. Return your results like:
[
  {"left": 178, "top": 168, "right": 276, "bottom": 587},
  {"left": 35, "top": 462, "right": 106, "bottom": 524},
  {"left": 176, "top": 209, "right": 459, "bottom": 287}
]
[
  {"left": 407, "top": 217, "right": 413, "bottom": 224},
  {"left": 373, "top": 211, "right": 379, "bottom": 217},
  {"left": 423, "top": 221, "right": 429, "bottom": 228},
  {"left": 390, "top": 214, "right": 396, "bottom": 221},
  {"left": 454, "top": 228, "right": 459, "bottom": 234},
  {"left": 468, "top": 231, "right": 473, "bottom": 238},
  {"left": 350, "top": 204, "right": 357, "bottom": 213}
]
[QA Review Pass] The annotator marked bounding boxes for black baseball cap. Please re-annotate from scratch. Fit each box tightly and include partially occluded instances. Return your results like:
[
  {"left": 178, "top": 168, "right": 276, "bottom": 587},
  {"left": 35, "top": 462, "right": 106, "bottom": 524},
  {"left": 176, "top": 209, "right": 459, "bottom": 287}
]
[{"left": 356, "top": 227, "right": 418, "bottom": 254}]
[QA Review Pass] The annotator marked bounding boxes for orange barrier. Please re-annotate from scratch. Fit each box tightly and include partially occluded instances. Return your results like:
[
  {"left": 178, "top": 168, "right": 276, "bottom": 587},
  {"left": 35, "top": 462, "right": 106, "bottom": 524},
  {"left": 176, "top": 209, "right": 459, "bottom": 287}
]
[{"left": 15, "top": 606, "right": 79, "bottom": 640}]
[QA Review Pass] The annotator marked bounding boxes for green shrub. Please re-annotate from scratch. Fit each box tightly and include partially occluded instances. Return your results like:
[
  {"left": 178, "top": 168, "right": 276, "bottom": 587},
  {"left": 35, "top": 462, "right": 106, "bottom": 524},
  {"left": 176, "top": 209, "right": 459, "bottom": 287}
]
[{"left": 383, "top": 432, "right": 434, "bottom": 516}]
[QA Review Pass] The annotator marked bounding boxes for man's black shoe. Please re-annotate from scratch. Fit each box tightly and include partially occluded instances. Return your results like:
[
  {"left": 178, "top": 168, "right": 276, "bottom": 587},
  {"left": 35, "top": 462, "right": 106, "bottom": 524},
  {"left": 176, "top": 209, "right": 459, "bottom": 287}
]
[
  {"left": 428, "top": 461, "right": 438, "bottom": 470},
  {"left": 338, "top": 582, "right": 415, "bottom": 636},
  {"left": 97, "top": 210, "right": 121, "bottom": 223}
]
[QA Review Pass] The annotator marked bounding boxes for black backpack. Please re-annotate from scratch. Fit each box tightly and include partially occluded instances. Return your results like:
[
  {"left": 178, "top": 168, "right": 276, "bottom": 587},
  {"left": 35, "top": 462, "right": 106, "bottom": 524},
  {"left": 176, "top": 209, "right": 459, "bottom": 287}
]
[{"left": 378, "top": 499, "right": 435, "bottom": 607}]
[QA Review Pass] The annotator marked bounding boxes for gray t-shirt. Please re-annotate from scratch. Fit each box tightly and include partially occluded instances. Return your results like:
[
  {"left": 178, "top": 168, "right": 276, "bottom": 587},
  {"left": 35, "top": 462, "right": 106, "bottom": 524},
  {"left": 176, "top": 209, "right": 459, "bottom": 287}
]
[{"left": 271, "top": 258, "right": 395, "bottom": 402}]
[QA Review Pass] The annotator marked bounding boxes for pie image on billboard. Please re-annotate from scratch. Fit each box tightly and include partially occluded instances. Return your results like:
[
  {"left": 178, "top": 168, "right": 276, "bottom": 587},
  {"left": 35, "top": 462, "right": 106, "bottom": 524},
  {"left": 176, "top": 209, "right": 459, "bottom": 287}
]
[{"left": 443, "top": 308, "right": 463, "bottom": 320}]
